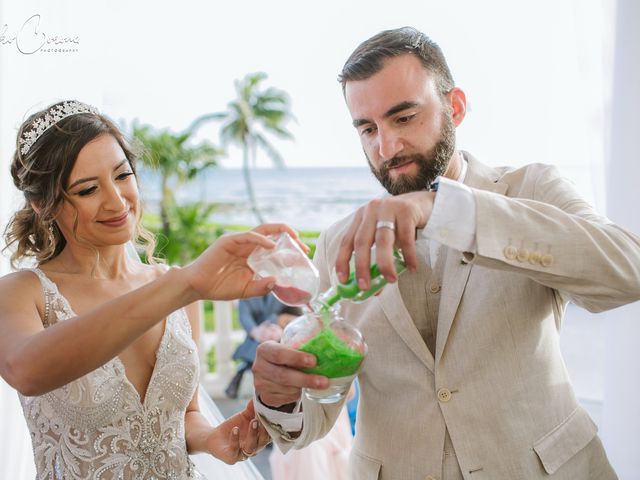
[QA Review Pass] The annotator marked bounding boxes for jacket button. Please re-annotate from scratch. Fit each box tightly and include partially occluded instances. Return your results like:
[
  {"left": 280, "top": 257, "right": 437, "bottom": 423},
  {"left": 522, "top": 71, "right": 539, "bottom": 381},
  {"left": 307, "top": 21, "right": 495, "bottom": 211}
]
[
  {"left": 429, "top": 283, "right": 441, "bottom": 294},
  {"left": 516, "top": 248, "right": 529, "bottom": 262},
  {"left": 503, "top": 245, "right": 517, "bottom": 260},
  {"left": 437, "top": 388, "right": 452, "bottom": 402},
  {"left": 528, "top": 251, "right": 541, "bottom": 265},
  {"left": 541, "top": 254, "right": 554, "bottom": 267},
  {"left": 425, "top": 476, "right": 437, "bottom": 480}
]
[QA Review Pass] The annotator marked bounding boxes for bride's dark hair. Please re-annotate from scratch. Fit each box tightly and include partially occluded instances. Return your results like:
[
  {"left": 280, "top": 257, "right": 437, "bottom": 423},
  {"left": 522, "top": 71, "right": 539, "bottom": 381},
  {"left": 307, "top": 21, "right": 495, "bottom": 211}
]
[{"left": 3, "top": 100, "right": 157, "bottom": 268}]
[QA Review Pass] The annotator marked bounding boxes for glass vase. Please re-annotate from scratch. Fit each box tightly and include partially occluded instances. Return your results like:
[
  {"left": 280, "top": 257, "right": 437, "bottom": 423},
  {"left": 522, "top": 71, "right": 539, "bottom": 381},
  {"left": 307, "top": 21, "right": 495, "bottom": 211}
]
[{"left": 280, "top": 310, "right": 367, "bottom": 403}]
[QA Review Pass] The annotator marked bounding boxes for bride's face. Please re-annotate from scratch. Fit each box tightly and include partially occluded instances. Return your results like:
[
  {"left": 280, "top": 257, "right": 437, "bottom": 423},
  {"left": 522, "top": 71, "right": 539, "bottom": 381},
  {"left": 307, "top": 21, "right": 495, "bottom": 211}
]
[{"left": 56, "top": 134, "right": 139, "bottom": 248}]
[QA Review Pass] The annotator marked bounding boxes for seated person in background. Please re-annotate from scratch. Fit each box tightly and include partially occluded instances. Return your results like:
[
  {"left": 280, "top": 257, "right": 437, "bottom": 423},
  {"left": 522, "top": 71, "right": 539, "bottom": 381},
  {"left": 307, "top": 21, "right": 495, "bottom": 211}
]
[{"left": 225, "top": 295, "right": 301, "bottom": 398}]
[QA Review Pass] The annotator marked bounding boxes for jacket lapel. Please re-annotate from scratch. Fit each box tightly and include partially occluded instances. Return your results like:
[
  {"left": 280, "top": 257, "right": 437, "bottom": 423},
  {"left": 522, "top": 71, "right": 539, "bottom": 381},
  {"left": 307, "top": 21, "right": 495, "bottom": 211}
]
[
  {"left": 378, "top": 283, "right": 435, "bottom": 373},
  {"left": 435, "top": 152, "right": 508, "bottom": 366}
]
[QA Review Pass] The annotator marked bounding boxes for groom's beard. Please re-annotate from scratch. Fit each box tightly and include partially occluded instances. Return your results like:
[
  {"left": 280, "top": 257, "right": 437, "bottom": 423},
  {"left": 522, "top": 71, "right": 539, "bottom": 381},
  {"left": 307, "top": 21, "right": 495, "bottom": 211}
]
[{"left": 368, "top": 112, "right": 456, "bottom": 196}]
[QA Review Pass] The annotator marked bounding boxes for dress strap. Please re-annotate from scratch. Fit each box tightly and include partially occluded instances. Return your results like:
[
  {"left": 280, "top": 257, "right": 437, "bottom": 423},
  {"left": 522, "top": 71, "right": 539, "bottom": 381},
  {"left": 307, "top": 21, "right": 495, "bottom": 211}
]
[{"left": 25, "top": 268, "right": 56, "bottom": 328}]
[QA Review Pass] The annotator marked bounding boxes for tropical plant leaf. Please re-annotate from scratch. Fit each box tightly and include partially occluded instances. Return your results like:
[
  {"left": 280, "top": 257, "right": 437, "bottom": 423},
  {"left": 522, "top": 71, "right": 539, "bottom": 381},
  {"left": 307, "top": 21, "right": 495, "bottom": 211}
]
[{"left": 254, "top": 134, "right": 284, "bottom": 168}]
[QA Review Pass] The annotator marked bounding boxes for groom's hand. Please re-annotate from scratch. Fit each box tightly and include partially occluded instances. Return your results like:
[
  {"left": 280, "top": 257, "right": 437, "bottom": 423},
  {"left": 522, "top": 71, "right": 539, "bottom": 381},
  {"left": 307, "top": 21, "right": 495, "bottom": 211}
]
[
  {"left": 335, "top": 190, "right": 436, "bottom": 288},
  {"left": 253, "top": 341, "right": 329, "bottom": 408}
]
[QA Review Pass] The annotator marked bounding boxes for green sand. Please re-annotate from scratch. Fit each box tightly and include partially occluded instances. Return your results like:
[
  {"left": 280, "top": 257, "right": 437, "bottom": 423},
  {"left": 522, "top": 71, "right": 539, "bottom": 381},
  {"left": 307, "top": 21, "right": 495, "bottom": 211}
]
[{"left": 298, "top": 327, "right": 364, "bottom": 378}]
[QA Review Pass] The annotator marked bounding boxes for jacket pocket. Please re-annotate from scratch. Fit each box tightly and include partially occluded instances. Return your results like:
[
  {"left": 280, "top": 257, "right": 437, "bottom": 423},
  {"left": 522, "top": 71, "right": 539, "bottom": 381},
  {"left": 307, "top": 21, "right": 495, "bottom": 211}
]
[
  {"left": 350, "top": 449, "right": 382, "bottom": 480},
  {"left": 533, "top": 406, "right": 598, "bottom": 475}
]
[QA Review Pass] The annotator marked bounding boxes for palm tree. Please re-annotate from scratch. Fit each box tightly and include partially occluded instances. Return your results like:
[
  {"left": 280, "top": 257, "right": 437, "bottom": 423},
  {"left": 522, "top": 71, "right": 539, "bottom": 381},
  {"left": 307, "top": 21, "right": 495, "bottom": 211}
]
[
  {"left": 132, "top": 123, "right": 222, "bottom": 238},
  {"left": 191, "top": 72, "right": 294, "bottom": 223}
]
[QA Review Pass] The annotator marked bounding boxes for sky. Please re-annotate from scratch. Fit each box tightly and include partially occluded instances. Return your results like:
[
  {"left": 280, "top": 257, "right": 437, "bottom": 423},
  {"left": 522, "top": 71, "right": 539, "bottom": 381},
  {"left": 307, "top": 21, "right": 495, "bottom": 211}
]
[
  {"left": 0, "top": 0, "right": 612, "bottom": 209},
  {"left": 0, "top": 0, "right": 611, "bottom": 244},
  {"left": 89, "top": 0, "right": 612, "bottom": 176}
]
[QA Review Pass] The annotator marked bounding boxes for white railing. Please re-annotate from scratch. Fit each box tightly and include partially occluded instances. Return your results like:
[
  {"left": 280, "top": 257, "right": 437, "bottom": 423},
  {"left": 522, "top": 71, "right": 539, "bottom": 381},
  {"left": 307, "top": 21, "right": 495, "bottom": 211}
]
[{"left": 199, "top": 300, "right": 248, "bottom": 398}]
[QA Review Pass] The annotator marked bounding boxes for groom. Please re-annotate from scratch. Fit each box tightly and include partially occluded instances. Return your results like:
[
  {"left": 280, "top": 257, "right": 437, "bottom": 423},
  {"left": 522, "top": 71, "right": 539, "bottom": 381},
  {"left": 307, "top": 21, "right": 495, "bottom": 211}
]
[{"left": 251, "top": 27, "right": 639, "bottom": 479}]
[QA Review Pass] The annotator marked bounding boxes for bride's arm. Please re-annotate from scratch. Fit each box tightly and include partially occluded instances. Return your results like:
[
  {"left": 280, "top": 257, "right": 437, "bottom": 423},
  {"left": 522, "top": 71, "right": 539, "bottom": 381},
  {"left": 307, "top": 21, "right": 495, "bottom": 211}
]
[
  {"left": 0, "top": 266, "right": 196, "bottom": 396},
  {"left": 0, "top": 225, "right": 297, "bottom": 397},
  {"left": 182, "top": 302, "right": 270, "bottom": 464}
]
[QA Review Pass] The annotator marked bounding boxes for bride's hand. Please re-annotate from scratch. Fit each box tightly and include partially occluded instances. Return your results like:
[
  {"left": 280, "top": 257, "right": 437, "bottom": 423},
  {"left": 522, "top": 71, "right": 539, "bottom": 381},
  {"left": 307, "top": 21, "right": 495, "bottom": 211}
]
[
  {"left": 185, "top": 223, "right": 305, "bottom": 301},
  {"left": 204, "top": 400, "right": 272, "bottom": 464}
]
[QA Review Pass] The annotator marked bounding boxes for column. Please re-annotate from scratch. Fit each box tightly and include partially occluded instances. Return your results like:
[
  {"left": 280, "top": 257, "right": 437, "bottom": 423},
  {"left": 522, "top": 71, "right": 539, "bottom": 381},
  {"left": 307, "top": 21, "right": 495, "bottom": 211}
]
[
  {"left": 601, "top": 0, "right": 640, "bottom": 478},
  {"left": 201, "top": 300, "right": 237, "bottom": 397}
]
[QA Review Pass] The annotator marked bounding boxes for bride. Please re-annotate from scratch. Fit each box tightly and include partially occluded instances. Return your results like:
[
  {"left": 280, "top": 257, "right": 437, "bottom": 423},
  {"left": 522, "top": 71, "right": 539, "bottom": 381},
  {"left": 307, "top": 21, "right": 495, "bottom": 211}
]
[{"left": 0, "top": 100, "right": 295, "bottom": 479}]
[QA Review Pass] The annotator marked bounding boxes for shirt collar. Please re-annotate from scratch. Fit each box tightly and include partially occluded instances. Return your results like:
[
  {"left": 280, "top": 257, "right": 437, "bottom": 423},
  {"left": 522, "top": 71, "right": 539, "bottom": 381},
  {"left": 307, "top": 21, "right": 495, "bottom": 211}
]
[{"left": 456, "top": 151, "right": 468, "bottom": 183}]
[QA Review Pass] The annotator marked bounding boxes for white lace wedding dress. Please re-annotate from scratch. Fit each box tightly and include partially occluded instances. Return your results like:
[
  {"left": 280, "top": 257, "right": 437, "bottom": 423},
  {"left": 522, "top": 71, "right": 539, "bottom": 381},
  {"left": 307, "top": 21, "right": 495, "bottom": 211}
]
[{"left": 5, "top": 268, "right": 263, "bottom": 480}]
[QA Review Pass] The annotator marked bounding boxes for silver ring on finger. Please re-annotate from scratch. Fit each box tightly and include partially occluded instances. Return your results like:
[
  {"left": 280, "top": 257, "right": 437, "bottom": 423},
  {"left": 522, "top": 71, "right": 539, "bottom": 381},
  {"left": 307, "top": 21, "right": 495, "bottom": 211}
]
[
  {"left": 241, "top": 448, "right": 256, "bottom": 458},
  {"left": 375, "top": 220, "right": 396, "bottom": 232}
]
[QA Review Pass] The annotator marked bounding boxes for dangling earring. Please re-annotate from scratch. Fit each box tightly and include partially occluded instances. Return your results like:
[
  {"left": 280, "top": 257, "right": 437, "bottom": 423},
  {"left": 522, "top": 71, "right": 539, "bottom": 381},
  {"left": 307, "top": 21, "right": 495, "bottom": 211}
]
[{"left": 47, "top": 222, "right": 56, "bottom": 246}]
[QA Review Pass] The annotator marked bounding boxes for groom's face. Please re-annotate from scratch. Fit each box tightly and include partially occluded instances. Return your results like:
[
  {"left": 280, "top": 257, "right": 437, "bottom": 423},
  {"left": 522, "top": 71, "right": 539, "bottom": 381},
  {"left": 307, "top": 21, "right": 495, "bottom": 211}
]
[{"left": 344, "top": 53, "right": 456, "bottom": 195}]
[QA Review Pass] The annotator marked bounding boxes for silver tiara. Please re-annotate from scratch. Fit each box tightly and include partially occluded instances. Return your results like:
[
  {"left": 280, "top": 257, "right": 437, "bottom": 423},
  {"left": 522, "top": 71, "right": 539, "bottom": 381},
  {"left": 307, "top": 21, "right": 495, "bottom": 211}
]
[{"left": 19, "top": 100, "right": 99, "bottom": 156}]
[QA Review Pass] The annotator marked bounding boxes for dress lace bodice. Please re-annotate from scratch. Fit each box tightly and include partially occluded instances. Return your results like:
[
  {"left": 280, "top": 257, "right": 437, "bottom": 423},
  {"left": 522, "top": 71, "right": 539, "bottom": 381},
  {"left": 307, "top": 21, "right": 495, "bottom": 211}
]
[{"left": 18, "top": 268, "right": 206, "bottom": 480}]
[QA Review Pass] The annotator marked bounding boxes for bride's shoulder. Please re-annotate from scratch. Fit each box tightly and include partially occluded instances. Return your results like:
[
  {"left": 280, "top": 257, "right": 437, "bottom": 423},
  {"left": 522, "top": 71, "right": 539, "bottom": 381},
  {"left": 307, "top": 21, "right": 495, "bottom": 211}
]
[
  {"left": 0, "top": 270, "right": 45, "bottom": 307},
  {"left": 0, "top": 269, "right": 43, "bottom": 290}
]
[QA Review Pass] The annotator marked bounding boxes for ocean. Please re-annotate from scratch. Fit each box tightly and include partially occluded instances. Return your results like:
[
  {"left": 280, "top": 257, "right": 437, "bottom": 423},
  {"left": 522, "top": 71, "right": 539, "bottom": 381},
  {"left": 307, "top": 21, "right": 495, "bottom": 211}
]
[
  {"left": 139, "top": 166, "right": 386, "bottom": 232},
  {"left": 137, "top": 163, "right": 602, "bottom": 233}
]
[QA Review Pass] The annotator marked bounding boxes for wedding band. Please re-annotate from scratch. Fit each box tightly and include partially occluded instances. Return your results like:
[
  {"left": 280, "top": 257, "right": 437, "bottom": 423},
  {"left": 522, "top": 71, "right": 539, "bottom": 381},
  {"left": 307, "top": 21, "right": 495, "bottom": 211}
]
[
  {"left": 376, "top": 220, "right": 396, "bottom": 231},
  {"left": 241, "top": 448, "right": 256, "bottom": 458}
]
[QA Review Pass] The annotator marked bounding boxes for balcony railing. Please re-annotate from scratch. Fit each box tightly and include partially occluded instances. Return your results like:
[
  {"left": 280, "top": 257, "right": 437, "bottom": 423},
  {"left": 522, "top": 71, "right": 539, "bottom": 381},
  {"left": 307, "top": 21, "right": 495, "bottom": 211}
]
[{"left": 198, "top": 300, "right": 246, "bottom": 398}]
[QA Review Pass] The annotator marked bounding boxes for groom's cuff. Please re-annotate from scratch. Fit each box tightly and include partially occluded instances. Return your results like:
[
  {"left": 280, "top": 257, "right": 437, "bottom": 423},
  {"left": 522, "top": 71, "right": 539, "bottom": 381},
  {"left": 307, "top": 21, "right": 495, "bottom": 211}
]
[
  {"left": 254, "top": 392, "right": 304, "bottom": 437},
  {"left": 421, "top": 176, "right": 477, "bottom": 253}
]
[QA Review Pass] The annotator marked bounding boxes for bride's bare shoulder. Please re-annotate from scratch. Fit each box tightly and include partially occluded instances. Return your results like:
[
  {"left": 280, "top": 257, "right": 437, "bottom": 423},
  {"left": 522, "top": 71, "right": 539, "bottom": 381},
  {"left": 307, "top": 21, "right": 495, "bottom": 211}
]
[
  {"left": 0, "top": 270, "right": 44, "bottom": 317},
  {"left": 0, "top": 269, "right": 44, "bottom": 295}
]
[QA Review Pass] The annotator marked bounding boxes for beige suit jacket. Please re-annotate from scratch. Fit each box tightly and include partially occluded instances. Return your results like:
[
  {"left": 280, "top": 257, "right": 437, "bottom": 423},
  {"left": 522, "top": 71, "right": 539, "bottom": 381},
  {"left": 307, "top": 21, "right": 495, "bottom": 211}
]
[{"left": 263, "top": 154, "right": 639, "bottom": 479}]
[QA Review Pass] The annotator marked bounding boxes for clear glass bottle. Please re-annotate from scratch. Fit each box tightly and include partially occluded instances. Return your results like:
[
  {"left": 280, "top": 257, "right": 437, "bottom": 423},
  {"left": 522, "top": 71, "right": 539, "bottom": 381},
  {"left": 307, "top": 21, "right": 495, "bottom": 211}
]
[{"left": 279, "top": 308, "right": 367, "bottom": 403}]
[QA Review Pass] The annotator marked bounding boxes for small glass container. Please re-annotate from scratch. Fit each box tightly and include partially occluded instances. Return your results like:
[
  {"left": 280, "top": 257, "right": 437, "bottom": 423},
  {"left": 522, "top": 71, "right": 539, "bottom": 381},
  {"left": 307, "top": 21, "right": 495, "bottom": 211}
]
[
  {"left": 247, "top": 232, "right": 319, "bottom": 307},
  {"left": 280, "top": 310, "right": 367, "bottom": 403}
]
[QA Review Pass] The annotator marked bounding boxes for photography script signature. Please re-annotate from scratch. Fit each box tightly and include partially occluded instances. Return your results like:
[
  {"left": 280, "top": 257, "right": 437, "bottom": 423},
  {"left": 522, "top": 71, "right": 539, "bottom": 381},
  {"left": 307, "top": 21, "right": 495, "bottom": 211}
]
[{"left": 0, "top": 14, "right": 79, "bottom": 54}]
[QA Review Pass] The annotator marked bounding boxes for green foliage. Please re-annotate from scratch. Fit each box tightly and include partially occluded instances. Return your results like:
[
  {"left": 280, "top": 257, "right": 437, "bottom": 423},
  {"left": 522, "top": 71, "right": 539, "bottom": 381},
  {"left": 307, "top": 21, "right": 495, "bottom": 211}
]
[
  {"left": 133, "top": 123, "right": 222, "bottom": 183},
  {"left": 207, "top": 344, "right": 243, "bottom": 373},
  {"left": 132, "top": 122, "right": 223, "bottom": 264},
  {"left": 203, "top": 301, "right": 215, "bottom": 332},
  {"left": 153, "top": 203, "right": 218, "bottom": 265},
  {"left": 305, "top": 242, "right": 317, "bottom": 260},
  {"left": 202, "top": 300, "right": 242, "bottom": 332},
  {"left": 207, "top": 345, "right": 216, "bottom": 373}
]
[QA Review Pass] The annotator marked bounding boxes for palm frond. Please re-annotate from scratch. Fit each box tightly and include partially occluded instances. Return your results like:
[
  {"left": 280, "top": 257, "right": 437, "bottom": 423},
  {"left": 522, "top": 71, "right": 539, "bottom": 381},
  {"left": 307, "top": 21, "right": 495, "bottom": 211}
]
[
  {"left": 187, "top": 112, "right": 227, "bottom": 133},
  {"left": 254, "top": 133, "right": 285, "bottom": 168}
]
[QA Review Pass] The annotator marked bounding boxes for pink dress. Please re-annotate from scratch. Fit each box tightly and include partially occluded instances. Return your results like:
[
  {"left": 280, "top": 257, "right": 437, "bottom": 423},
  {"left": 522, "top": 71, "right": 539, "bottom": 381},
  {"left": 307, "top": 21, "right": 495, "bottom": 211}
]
[{"left": 269, "top": 408, "right": 353, "bottom": 480}]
